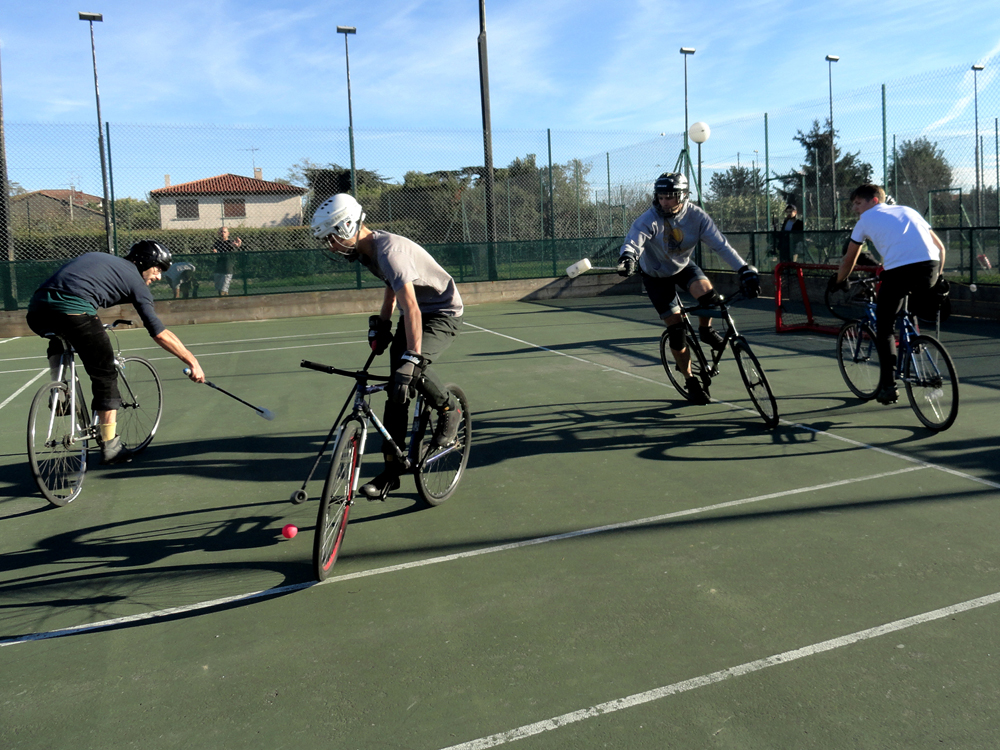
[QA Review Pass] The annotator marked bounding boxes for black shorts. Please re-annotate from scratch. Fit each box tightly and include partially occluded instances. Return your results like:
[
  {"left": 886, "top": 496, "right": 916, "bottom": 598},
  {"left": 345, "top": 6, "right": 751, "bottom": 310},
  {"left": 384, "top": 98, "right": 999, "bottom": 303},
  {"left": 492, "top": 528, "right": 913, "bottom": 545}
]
[{"left": 640, "top": 264, "right": 708, "bottom": 318}]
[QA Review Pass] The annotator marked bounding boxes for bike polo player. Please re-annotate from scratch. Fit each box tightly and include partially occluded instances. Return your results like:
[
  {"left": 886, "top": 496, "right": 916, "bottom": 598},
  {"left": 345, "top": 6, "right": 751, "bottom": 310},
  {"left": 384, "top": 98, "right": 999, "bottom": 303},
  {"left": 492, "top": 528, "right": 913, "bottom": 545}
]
[
  {"left": 618, "top": 172, "right": 761, "bottom": 404},
  {"left": 26, "top": 242, "right": 206, "bottom": 464},
  {"left": 830, "top": 183, "right": 947, "bottom": 405},
  {"left": 311, "top": 193, "right": 465, "bottom": 499}
]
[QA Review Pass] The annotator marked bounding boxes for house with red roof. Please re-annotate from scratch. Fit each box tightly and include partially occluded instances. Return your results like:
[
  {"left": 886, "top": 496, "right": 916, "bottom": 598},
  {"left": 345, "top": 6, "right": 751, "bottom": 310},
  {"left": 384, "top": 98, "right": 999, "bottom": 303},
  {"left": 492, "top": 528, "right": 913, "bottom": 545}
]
[
  {"left": 149, "top": 170, "right": 307, "bottom": 230},
  {"left": 10, "top": 189, "right": 106, "bottom": 231}
]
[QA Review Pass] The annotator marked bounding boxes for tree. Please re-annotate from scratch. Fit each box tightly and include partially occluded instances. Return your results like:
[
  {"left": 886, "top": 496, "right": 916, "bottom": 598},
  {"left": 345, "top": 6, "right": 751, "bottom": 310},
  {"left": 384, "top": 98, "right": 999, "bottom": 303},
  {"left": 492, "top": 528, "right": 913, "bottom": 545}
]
[
  {"left": 114, "top": 196, "right": 160, "bottom": 230},
  {"left": 888, "top": 137, "right": 951, "bottom": 215},
  {"left": 302, "top": 163, "right": 390, "bottom": 219},
  {"left": 7, "top": 181, "right": 26, "bottom": 197},
  {"left": 709, "top": 166, "right": 763, "bottom": 200}
]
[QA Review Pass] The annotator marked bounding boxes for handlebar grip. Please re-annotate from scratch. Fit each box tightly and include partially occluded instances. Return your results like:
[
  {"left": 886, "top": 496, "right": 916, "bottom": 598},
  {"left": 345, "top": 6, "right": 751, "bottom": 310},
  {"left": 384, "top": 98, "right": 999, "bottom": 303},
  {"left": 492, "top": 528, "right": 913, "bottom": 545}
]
[
  {"left": 112, "top": 319, "right": 134, "bottom": 327},
  {"left": 300, "top": 360, "right": 336, "bottom": 374}
]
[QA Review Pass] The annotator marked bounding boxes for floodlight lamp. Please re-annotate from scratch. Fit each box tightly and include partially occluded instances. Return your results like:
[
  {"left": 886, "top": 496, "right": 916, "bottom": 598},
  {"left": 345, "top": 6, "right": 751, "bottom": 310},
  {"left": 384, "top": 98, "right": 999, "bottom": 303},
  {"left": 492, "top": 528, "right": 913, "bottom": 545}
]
[
  {"left": 78, "top": 12, "right": 103, "bottom": 21},
  {"left": 680, "top": 47, "right": 695, "bottom": 55},
  {"left": 689, "top": 121, "right": 710, "bottom": 144},
  {"left": 337, "top": 26, "right": 357, "bottom": 34},
  {"left": 825, "top": 55, "right": 839, "bottom": 62},
  {"left": 973, "top": 64, "right": 985, "bottom": 71}
]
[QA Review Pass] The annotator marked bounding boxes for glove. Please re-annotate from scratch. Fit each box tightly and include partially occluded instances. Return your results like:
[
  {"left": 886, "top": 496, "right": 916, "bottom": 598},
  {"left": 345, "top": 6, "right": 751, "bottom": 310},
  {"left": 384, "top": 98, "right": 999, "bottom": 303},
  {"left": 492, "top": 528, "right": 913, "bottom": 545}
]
[
  {"left": 617, "top": 251, "right": 638, "bottom": 277},
  {"left": 696, "top": 288, "right": 723, "bottom": 308},
  {"left": 738, "top": 265, "right": 760, "bottom": 299},
  {"left": 827, "top": 273, "right": 849, "bottom": 293},
  {"left": 391, "top": 350, "right": 424, "bottom": 404},
  {"left": 368, "top": 315, "right": 393, "bottom": 355}
]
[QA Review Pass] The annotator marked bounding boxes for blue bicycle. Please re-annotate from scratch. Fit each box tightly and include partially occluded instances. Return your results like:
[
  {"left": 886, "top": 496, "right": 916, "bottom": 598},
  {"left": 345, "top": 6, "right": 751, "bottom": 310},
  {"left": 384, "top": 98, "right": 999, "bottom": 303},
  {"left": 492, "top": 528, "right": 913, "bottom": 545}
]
[{"left": 835, "top": 277, "right": 959, "bottom": 431}]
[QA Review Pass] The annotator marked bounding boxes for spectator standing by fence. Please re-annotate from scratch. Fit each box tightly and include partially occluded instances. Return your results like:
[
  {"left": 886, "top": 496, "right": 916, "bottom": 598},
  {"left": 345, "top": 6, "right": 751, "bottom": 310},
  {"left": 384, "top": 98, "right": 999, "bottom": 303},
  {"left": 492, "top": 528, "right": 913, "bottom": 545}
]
[{"left": 211, "top": 227, "right": 241, "bottom": 296}]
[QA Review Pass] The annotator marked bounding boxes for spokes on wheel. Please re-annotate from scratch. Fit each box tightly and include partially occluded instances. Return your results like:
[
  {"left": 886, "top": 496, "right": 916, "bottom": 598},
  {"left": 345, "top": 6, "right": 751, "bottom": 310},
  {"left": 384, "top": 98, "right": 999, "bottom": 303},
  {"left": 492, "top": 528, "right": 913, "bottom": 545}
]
[
  {"left": 116, "top": 357, "right": 163, "bottom": 453},
  {"left": 904, "top": 335, "right": 959, "bottom": 432},
  {"left": 732, "top": 337, "right": 779, "bottom": 428},
  {"left": 27, "top": 382, "right": 89, "bottom": 506},
  {"left": 837, "top": 321, "right": 879, "bottom": 400},
  {"left": 313, "top": 420, "right": 361, "bottom": 581},
  {"left": 660, "top": 331, "right": 710, "bottom": 402},
  {"left": 415, "top": 385, "right": 471, "bottom": 506}
]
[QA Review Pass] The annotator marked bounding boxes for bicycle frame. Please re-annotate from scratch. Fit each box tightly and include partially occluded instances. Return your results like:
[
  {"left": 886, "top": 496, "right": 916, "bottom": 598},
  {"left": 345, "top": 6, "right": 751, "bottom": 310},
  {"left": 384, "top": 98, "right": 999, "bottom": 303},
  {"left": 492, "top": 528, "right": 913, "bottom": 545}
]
[
  {"left": 677, "top": 291, "right": 743, "bottom": 376},
  {"left": 42, "top": 342, "right": 93, "bottom": 447},
  {"left": 849, "top": 279, "right": 929, "bottom": 384}
]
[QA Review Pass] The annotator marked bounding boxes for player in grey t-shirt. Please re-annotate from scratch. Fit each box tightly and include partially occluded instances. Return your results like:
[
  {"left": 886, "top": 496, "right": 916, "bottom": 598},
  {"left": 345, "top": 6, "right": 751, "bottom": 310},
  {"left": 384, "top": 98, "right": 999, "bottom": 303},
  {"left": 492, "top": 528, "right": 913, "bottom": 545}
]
[{"left": 311, "top": 193, "right": 464, "bottom": 499}]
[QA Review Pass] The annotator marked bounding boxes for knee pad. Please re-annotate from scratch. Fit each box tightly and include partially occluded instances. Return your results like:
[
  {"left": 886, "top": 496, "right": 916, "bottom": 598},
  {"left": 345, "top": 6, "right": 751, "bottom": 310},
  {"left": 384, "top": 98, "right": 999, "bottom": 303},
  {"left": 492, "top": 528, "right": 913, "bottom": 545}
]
[{"left": 666, "top": 322, "right": 687, "bottom": 351}]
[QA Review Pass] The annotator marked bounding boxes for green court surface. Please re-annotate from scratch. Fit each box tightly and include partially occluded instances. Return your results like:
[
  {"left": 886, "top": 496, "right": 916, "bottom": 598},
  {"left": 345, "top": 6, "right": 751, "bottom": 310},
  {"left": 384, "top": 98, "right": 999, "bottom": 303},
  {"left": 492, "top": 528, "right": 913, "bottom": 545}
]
[{"left": 1, "top": 295, "right": 999, "bottom": 749}]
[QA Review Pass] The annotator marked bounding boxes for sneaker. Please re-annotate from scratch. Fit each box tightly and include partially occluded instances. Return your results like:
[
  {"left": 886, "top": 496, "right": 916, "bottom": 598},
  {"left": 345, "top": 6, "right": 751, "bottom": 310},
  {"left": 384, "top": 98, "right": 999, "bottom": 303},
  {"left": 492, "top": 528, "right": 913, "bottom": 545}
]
[
  {"left": 99, "top": 436, "right": 134, "bottom": 465},
  {"left": 875, "top": 384, "right": 899, "bottom": 405},
  {"left": 699, "top": 326, "right": 726, "bottom": 352},
  {"left": 686, "top": 376, "right": 711, "bottom": 405},
  {"left": 359, "top": 469, "right": 401, "bottom": 500},
  {"left": 432, "top": 399, "right": 462, "bottom": 447}
]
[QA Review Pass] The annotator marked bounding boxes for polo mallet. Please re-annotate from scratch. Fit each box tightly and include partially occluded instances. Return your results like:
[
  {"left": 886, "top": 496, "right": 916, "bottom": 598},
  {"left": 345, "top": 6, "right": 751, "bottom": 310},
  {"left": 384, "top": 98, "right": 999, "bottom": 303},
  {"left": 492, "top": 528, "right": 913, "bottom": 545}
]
[
  {"left": 289, "top": 348, "right": 378, "bottom": 504},
  {"left": 566, "top": 257, "right": 619, "bottom": 278},
  {"left": 183, "top": 369, "right": 274, "bottom": 420}
]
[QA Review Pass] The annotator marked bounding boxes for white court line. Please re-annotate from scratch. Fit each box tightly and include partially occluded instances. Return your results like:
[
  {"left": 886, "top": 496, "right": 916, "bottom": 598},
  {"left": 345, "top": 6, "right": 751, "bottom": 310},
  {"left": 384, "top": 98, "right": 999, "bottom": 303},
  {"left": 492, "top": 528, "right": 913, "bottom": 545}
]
[
  {"left": 439, "top": 589, "right": 1000, "bottom": 750},
  {"left": 464, "top": 322, "right": 1000, "bottom": 491},
  {"left": 0, "top": 337, "right": 19, "bottom": 345},
  {"left": 0, "top": 369, "right": 46, "bottom": 412},
  {"left": 0, "top": 465, "right": 932, "bottom": 648}
]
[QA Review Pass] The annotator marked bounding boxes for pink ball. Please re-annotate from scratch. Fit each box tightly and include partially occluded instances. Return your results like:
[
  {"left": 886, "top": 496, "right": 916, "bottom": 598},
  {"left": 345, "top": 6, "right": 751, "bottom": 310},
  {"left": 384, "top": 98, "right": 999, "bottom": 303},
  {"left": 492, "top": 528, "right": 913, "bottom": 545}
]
[{"left": 281, "top": 524, "right": 298, "bottom": 540}]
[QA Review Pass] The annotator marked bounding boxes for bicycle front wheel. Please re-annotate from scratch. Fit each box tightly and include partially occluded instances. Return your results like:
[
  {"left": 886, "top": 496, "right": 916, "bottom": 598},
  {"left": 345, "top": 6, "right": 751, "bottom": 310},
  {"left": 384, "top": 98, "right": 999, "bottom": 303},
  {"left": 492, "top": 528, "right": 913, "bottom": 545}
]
[
  {"left": 836, "top": 321, "right": 879, "bottom": 400},
  {"left": 314, "top": 419, "right": 362, "bottom": 581},
  {"left": 903, "top": 335, "right": 959, "bottom": 432},
  {"left": 414, "top": 385, "right": 471, "bottom": 507},
  {"left": 660, "top": 330, "right": 710, "bottom": 402},
  {"left": 27, "top": 381, "right": 90, "bottom": 506},
  {"left": 732, "top": 337, "right": 779, "bottom": 428},
  {"left": 116, "top": 357, "right": 162, "bottom": 453}
]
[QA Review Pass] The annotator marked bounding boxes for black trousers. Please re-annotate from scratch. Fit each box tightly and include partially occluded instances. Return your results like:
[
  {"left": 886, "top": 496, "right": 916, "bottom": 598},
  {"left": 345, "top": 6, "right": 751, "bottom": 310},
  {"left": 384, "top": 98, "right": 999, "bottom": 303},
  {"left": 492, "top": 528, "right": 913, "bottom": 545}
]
[
  {"left": 26, "top": 308, "right": 123, "bottom": 411},
  {"left": 875, "top": 261, "right": 937, "bottom": 388}
]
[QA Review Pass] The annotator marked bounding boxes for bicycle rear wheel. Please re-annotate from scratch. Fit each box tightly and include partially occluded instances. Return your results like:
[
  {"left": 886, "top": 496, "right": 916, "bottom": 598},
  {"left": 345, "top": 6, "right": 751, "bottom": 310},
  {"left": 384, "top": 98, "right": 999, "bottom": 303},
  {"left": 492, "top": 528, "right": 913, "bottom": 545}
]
[
  {"left": 116, "top": 356, "right": 162, "bottom": 453},
  {"left": 27, "top": 381, "right": 90, "bottom": 506},
  {"left": 314, "top": 420, "right": 362, "bottom": 581},
  {"left": 836, "top": 321, "right": 879, "bottom": 400},
  {"left": 660, "top": 330, "right": 710, "bottom": 402},
  {"left": 414, "top": 385, "right": 471, "bottom": 506},
  {"left": 903, "top": 335, "right": 959, "bottom": 432},
  {"left": 732, "top": 337, "right": 779, "bottom": 428}
]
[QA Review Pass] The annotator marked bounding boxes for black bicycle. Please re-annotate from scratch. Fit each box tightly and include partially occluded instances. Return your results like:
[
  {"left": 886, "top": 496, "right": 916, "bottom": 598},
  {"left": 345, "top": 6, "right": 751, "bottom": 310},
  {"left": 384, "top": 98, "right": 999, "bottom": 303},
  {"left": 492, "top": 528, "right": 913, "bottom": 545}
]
[
  {"left": 659, "top": 290, "right": 779, "bottom": 428},
  {"left": 297, "top": 358, "right": 472, "bottom": 581}
]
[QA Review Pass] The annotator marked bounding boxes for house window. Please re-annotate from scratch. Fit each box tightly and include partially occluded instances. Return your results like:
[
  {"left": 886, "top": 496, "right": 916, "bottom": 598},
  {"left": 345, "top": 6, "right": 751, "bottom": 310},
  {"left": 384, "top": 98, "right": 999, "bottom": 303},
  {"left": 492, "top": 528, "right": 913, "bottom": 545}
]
[
  {"left": 223, "top": 198, "right": 246, "bottom": 218},
  {"left": 176, "top": 198, "right": 199, "bottom": 219}
]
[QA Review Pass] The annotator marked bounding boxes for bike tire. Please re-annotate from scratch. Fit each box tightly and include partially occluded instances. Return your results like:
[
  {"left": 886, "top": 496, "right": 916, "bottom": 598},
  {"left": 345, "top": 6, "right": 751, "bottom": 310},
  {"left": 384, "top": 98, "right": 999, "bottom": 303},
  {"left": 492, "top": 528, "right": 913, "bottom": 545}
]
[
  {"left": 660, "top": 330, "right": 711, "bottom": 402},
  {"left": 732, "top": 337, "right": 779, "bottom": 428},
  {"left": 313, "top": 419, "right": 362, "bottom": 581},
  {"left": 116, "top": 356, "right": 163, "bottom": 454},
  {"left": 903, "top": 335, "right": 959, "bottom": 432},
  {"left": 27, "top": 381, "right": 90, "bottom": 506},
  {"left": 836, "top": 321, "right": 880, "bottom": 401},
  {"left": 414, "top": 385, "right": 471, "bottom": 507}
]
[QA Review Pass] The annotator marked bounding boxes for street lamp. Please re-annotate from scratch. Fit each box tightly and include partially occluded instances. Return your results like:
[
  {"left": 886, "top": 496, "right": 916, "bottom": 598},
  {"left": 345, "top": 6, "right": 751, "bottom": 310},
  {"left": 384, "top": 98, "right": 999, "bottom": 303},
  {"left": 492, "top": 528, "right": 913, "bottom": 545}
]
[
  {"left": 689, "top": 121, "right": 710, "bottom": 207},
  {"left": 680, "top": 47, "right": 695, "bottom": 183},
  {"left": 825, "top": 54, "right": 839, "bottom": 229},
  {"left": 973, "top": 63, "right": 984, "bottom": 226},
  {"left": 79, "top": 11, "right": 113, "bottom": 254},
  {"left": 337, "top": 25, "right": 357, "bottom": 197}
]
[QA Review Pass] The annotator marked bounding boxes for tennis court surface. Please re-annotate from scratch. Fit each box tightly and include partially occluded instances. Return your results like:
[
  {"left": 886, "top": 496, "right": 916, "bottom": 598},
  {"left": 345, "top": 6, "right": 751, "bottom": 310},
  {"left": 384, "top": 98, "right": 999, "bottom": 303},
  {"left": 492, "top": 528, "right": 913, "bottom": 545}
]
[{"left": 2, "top": 294, "right": 999, "bottom": 749}]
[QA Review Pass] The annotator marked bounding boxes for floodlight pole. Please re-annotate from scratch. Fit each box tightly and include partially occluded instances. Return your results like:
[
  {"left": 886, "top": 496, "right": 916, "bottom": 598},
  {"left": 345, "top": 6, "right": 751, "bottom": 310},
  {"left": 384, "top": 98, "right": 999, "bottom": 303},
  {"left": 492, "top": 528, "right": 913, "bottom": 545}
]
[
  {"left": 826, "top": 55, "right": 839, "bottom": 229},
  {"left": 973, "top": 64, "right": 984, "bottom": 226},
  {"left": 337, "top": 26, "right": 357, "bottom": 197},
  {"left": 80, "top": 12, "right": 114, "bottom": 254},
  {"left": 680, "top": 48, "right": 695, "bottom": 185},
  {"left": 478, "top": 0, "right": 498, "bottom": 279}
]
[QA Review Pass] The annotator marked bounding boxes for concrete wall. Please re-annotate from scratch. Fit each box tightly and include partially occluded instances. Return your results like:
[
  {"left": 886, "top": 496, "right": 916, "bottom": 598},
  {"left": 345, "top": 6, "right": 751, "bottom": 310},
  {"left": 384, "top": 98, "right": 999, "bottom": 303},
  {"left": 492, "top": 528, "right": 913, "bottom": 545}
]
[{"left": 157, "top": 194, "right": 303, "bottom": 230}]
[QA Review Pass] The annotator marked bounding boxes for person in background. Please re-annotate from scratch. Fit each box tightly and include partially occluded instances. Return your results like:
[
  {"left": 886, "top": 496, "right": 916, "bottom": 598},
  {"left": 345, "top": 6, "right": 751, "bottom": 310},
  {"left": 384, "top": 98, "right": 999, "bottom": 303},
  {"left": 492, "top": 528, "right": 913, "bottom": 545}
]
[{"left": 211, "top": 226, "right": 242, "bottom": 296}]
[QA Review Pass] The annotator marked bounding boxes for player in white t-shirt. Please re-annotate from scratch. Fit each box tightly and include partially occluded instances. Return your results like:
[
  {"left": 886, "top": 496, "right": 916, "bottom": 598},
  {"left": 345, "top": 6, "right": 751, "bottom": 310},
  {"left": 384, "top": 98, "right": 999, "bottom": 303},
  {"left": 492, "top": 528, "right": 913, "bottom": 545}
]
[{"left": 830, "top": 184, "right": 946, "bottom": 405}]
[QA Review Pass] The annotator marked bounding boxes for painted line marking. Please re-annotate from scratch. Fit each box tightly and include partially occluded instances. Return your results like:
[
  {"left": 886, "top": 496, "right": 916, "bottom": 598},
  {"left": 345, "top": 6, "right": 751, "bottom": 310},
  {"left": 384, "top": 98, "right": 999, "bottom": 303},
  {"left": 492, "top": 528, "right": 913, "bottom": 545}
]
[
  {"left": 0, "top": 466, "right": 932, "bottom": 648},
  {"left": 439, "top": 590, "right": 1000, "bottom": 750},
  {"left": 0, "top": 369, "right": 47, "bottom": 413}
]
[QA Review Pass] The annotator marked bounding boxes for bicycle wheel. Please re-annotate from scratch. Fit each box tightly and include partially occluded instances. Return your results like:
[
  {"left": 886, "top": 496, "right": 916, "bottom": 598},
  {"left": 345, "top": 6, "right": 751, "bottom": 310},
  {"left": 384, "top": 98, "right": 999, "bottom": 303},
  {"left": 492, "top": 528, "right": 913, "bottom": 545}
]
[
  {"left": 732, "top": 337, "right": 779, "bottom": 428},
  {"left": 414, "top": 385, "right": 471, "bottom": 506},
  {"left": 903, "top": 335, "right": 959, "bottom": 432},
  {"left": 836, "top": 321, "right": 879, "bottom": 400},
  {"left": 27, "top": 381, "right": 90, "bottom": 506},
  {"left": 660, "top": 330, "right": 710, "bottom": 402},
  {"left": 116, "top": 356, "right": 162, "bottom": 453},
  {"left": 314, "top": 419, "right": 362, "bottom": 581}
]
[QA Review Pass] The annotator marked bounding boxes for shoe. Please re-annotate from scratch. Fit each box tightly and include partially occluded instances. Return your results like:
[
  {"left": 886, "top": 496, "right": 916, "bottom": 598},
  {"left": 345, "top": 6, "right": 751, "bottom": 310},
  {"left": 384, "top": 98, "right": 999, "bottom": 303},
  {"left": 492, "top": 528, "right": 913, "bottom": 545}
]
[
  {"left": 359, "top": 469, "right": 401, "bottom": 499},
  {"left": 686, "top": 376, "right": 711, "bottom": 405},
  {"left": 432, "top": 400, "right": 462, "bottom": 447},
  {"left": 99, "top": 436, "right": 134, "bottom": 465},
  {"left": 874, "top": 384, "right": 899, "bottom": 405},
  {"left": 699, "top": 326, "right": 726, "bottom": 352}
]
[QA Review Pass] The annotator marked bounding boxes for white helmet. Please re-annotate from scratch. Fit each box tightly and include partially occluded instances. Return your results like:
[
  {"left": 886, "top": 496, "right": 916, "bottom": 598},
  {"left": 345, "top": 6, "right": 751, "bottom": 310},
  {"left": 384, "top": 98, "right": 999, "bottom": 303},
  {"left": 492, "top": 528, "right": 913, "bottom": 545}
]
[{"left": 311, "top": 193, "right": 366, "bottom": 244}]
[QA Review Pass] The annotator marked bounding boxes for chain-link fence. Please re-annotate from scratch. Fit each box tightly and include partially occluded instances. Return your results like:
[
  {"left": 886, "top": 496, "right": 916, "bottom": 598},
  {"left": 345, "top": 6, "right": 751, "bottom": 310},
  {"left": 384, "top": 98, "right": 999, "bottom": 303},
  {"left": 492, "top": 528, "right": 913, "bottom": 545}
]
[{"left": 3, "top": 62, "right": 1000, "bottom": 293}]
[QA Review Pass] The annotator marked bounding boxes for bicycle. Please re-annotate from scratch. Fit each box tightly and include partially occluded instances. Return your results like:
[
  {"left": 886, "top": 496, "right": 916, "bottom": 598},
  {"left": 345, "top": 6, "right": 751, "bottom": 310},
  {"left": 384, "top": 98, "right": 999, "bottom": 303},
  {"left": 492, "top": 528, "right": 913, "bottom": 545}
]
[
  {"left": 835, "top": 276, "right": 959, "bottom": 431},
  {"left": 298, "top": 357, "right": 472, "bottom": 581},
  {"left": 659, "top": 290, "right": 779, "bottom": 428},
  {"left": 27, "top": 319, "right": 163, "bottom": 506}
]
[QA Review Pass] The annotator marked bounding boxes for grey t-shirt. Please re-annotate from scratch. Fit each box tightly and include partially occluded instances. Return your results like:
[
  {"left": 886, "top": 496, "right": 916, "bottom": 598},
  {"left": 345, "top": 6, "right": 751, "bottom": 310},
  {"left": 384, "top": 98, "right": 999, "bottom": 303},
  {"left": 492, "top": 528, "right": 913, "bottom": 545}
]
[{"left": 366, "top": 231, "right": 463, "bottom": 316}]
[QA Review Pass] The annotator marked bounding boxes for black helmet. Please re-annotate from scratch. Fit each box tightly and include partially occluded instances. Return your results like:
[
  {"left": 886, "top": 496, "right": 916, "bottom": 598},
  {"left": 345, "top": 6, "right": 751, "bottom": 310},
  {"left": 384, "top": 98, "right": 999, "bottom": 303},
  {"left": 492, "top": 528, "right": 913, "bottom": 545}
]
[{"left": 125, "top": 240, "right": 172, "bottom": 272}]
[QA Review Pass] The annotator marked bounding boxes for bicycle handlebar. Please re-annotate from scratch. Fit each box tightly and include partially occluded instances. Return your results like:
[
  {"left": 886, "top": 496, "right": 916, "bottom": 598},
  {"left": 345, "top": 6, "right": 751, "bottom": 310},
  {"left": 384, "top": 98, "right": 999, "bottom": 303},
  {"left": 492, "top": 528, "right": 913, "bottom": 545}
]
[
  {"left": 300, "top": 359, "right": 391, "bottom": 382},
  {"left": 677, "top": 288, "right": 747, "bottom": 315},
  {"left": 105, "top": 319, "right": 134, "bottom": 330}
]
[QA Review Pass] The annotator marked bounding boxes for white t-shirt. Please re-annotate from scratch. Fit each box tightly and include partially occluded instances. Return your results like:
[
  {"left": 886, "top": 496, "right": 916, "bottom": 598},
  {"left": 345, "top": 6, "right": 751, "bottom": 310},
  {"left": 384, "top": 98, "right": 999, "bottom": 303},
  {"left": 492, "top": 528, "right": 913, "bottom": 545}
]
[{"left": 850, "top": 204, "right": 940, "bottom": 271}]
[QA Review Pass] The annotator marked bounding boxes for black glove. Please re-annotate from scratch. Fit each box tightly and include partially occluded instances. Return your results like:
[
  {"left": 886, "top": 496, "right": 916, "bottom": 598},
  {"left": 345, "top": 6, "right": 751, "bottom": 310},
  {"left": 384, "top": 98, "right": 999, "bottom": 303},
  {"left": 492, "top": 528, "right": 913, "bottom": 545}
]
[
  {"left": 697, "top": 288, "right": 723, "bottom": 308},
  {"left": 738, "top": 265, "right": 760, "bottom": 299},
  {"left": 391, "top": 350, "right": 424, "bottom": 404},
  {"left": 368, "top": 315, "right": 393, "bottom": 355},
  {"left": 617, "top": 251, "right": 638, "bottom": 277},
  {"left": 827, "top": 273, "right": 849, "bottom": 293}
]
